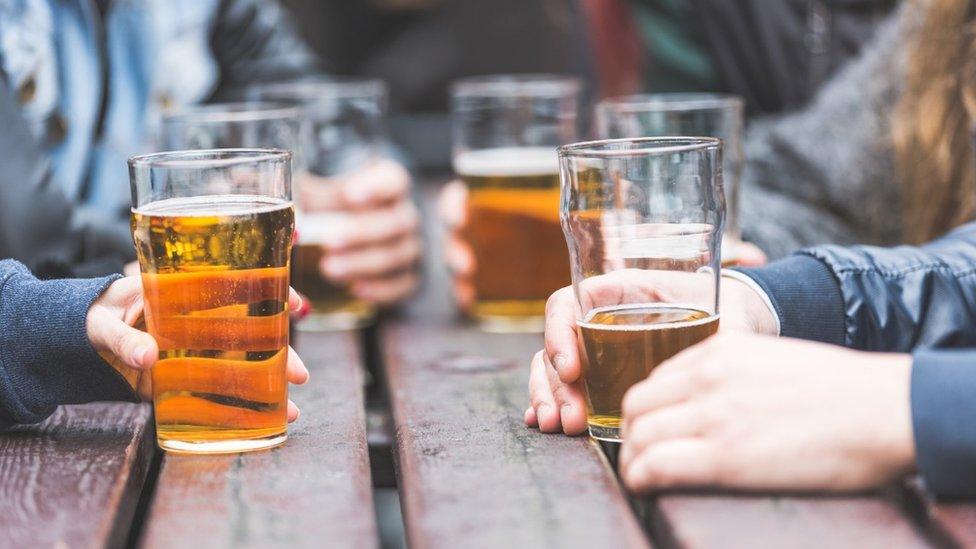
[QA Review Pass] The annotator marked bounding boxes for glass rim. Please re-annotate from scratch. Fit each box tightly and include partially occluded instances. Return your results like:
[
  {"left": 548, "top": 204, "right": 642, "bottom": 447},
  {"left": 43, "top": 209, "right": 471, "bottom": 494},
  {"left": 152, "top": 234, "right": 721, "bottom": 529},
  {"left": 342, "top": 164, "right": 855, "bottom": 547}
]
[
  {"left": 597, "top": 93, "right": 745, "bottom": 113},
  {"left": 161, "top": 101, "right": 302, "bottom": 124},
  {"left": 248, "top": 77, "right": 388, "bottom": 101},
  {"left": 451, "top": 73, "right": 581, "bottom": 98},
  {"left": 128, "top": 148, "right": 292, "bottom": 169},
  {"left": 558, "top": 137, "right": 722, "bottom": 158}
]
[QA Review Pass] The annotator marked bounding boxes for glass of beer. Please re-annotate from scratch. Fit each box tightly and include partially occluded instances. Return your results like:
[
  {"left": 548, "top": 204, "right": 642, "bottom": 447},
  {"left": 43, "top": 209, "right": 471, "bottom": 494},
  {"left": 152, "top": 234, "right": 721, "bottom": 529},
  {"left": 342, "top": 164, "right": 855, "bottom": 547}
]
[
  {"left": 128, "top": 149, "right": 294, "bottom": 453},
  {"left": 451, "top": 74, "right": 580, "bottom": 332},
  {"left": 595, "top": 94, "right": 744, "bottom": 265},
  {"left": 559, "top": 137, "right": 725, "bottom": 442},
  {"left": 249, "top": 79, "right": 388, "bottom": 330}
]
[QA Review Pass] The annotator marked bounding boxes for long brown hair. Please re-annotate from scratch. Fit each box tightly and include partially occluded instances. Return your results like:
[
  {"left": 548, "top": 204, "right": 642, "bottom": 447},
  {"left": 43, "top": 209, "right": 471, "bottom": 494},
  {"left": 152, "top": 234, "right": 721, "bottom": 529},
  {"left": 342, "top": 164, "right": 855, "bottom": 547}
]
[{"left": 892, "top": 0, "right": 976, "bottom": 243}]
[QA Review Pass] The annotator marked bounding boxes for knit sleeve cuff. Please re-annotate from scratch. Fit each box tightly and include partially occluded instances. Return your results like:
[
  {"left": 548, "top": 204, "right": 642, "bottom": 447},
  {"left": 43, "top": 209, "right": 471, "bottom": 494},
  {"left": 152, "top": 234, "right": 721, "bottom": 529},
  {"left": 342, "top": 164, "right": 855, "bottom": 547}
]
[
  {"left": 734, "top": 254, "right": 847, "bottom": 345},
  {"left": 911, "top": 348, "right": 976, "bottom": 498}
]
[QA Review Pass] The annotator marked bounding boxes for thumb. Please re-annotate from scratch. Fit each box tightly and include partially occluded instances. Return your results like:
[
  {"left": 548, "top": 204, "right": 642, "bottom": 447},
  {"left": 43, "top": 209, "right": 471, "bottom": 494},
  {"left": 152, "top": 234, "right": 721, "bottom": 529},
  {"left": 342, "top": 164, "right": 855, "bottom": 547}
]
[{"left": 92, "top": 318, "right": 159, "bottom": 371}]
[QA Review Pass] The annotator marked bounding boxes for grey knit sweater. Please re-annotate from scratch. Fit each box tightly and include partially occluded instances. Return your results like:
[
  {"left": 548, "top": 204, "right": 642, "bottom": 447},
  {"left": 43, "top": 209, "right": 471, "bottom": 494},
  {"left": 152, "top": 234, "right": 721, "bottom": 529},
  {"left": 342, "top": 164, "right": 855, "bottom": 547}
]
[
  {"left": 739, "top": 5, "right": 914, "bottom": 259},
  {"left": 0, "top": 260, "right": 134, "bottom": 428}
]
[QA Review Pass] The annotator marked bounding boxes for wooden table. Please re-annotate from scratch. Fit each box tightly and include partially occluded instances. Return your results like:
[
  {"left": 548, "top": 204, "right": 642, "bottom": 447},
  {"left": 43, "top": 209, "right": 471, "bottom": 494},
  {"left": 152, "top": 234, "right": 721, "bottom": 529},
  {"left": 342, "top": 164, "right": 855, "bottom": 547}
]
[{"left": 2, "top": 177, "right": 975, "bottom": 548}]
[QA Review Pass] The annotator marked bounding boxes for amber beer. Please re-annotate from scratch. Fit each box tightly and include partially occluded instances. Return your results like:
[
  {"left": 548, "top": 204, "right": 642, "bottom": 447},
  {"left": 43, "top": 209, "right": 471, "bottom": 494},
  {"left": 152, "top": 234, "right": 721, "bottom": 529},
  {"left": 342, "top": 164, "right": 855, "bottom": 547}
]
[
  {"left": 457, "top": 147, "right": 570, "bottom": 331},
  {"left": 579, "top": 304, "right": 719, "bottom": 441},
  {"left": 131, "top": 195, "right": 294, "bottom": 453},
  {"left": 292, "top": 212, "right": 375, "bottom": 329}
]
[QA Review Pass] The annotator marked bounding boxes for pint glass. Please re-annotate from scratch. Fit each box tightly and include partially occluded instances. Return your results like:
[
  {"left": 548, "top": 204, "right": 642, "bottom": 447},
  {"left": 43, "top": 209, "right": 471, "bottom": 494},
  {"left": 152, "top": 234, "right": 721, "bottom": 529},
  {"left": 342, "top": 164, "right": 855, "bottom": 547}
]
[
  {"left": 250, "top": 79, "right": 388, "bottom": 330},
  {"left": 451, "top": 75, "right": 580, "bottom": 332},
  {"left": 559, "top": 138, "right": 725, "bottom": 441},
  {"left": 129, "top": 149, "right": 294, "bottom": 453},
  {"left": 595, "top": 94, "right": 744, "bottom": 264}
]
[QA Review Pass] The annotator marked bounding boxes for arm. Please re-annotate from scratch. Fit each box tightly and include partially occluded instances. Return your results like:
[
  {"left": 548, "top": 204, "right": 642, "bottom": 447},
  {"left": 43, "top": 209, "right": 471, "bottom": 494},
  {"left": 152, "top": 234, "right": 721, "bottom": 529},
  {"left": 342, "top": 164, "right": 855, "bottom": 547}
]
[
  {"left": 0, "top": 260, "right": 135, "bottom": 429},
  {"left": 207, "top": 0, "right": 324, "bottom": 101},
  {"left": 740, "top": 222, "right": 976, "bottom": 352}
]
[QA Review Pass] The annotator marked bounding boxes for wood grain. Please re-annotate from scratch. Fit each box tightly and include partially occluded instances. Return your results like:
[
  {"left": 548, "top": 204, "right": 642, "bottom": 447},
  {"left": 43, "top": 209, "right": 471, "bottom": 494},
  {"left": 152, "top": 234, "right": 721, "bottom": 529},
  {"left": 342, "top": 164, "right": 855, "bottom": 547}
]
[
  {"left": 646, "top": 494, "right": 933, "bottom": 549},
  {"left": 0, "top": 402, "right": 154, "bottom": 548},
  {"left": 383, "top": 323, "right": 650, "bottom": 549},
  {"left": 142, "top": 331, "right": 378, "bottom": 549}
]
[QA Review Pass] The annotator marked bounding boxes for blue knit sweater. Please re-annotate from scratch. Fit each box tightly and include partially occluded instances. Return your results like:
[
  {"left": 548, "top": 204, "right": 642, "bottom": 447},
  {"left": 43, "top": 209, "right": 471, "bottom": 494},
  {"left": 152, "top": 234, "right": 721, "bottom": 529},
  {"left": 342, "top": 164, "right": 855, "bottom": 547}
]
[{"left": 0, "top": 260, "right": 135, "bottom": 428}]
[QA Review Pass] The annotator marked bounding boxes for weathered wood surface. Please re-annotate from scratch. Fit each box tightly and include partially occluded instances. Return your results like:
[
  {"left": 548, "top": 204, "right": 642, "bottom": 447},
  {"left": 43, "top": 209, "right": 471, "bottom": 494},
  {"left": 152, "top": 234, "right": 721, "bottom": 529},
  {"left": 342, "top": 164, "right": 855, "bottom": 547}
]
[
  {"left": 383, "top": 323, "right": 650, "bottom": 549},
  {"left": 142, "top": 331, "right": 378, "bottom": 549},
  {"left": 646, "top": 494, "right": 932, "bottom": 549},
  {"left": 0, "top": 402, "right": 154, "bottom": 548}
]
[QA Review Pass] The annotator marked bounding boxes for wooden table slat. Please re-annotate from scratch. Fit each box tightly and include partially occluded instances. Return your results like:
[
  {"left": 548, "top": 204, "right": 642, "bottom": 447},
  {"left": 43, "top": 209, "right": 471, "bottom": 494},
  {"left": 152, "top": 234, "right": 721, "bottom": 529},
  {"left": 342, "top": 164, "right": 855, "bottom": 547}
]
[
  {"left": 142, "top": 331, "right": 379, "bottom": 549},
  {"left": 383, "top": 323, "right": 650, "bottom": 549},
  {"left": 647, "top": 494, "right": 933, "bottom": 549},
  {"left": 0, "top": 402, "right": 155, "bottom": 548}
]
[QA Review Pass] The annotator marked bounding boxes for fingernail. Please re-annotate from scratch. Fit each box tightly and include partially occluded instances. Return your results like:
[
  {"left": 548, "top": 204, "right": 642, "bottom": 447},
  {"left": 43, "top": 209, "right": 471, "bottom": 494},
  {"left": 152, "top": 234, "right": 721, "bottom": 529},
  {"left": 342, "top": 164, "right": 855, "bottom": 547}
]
[{"left": 131, "top": 346, "right": 148, "bottom": 367}]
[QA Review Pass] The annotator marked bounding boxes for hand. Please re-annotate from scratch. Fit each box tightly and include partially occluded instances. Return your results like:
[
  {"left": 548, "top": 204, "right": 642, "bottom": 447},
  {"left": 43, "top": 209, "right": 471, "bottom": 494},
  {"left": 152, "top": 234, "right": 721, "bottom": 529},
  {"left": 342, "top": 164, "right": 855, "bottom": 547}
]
[
  {"left": 299, "top": 159, "right": 421, "bottom": 306},
  {"left": 438, "top": 179, "right": 475, "bottom": 311},
  {"left": 86, "top": 276, "right": 311, "bottom": 422},
  {"left": 725, "top": 237, "right": 767, "bottom": 267},
  {"left": 525, "top": 271, "right": 779, "bottom": 435},
  {"left": 619, "top": 333, "right": 915, "bottom": 493}
]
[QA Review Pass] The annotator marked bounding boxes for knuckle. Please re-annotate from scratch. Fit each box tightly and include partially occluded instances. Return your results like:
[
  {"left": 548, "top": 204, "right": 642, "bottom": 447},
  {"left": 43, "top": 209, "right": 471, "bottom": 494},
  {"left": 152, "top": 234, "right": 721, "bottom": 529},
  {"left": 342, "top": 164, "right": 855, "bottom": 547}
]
[{"left": 694, "top": 357, "right": 729, "bottom": 389}]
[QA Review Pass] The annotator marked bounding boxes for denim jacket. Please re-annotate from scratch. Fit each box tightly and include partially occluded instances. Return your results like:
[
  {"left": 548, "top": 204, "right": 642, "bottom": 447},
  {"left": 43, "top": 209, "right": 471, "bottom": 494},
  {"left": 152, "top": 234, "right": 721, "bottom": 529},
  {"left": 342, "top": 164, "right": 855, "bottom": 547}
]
[
  {"left": 0, "top": 0, "right": 318, "bottom": 277},
  {"left": 741, "top": 222, "right": 976, "bottom": 498}
]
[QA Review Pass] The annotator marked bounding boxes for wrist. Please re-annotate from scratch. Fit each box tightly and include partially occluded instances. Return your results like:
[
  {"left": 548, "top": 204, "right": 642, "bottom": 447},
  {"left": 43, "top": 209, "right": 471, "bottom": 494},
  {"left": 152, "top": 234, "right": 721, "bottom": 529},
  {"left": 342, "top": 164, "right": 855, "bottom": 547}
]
[
  {"left": 720, "top": 270, "right": 779, "bottom": 336},
  {"left": 863, "top": 352, "right": 916, "bottom": 479}
]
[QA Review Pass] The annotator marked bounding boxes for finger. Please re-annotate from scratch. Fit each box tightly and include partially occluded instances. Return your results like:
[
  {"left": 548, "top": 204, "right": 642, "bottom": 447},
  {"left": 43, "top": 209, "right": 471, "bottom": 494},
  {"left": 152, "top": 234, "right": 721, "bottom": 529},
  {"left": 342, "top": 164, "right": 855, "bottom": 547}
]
[
  {"left": 339, "top": 159, "right": 412, "bottom": 208},
  {"left": 350, "top": 271, "right": 419, "bottom": 306},
  {"left": 545, "top": 287, "right": 582, "bottom": 383},
  {"left": 621, "top": 439, "right": 716, "bottom": 493},
  {"left": 619, "top": 404, "right": 707, "bottom": 467},
  {"left": 322, "top": 235, "right": 422, "bottom": 281},
  {"left": 123, "top": 261, "right": 140, "bottom": 277},
  {"left": 289, "top": 288, "right": 302, "bottom": 312},
  {"left": 620, "top": 371, "right": 698, "bottom": 432},
  {"left": 445, "top": 234, "right": 475, "bottom": 276},
  {"left": 528, "top": 350, "right": 561, "bottom": 433},
  {"left": 524, "top": 406, "right": 538, "bottom": 428},
  {"left": 286, "top": 347, "right": 310, "bottom": 385},
  {"left": 318, "top": 201, "right": 420, "bottom": 251},
  {"left": 438, "top": 180, "right": 468, "bottom": 229},
  {"left": 544, "top": 353, "right": 588, "bottom": 435},
  {"left": 287, "top": 399, "right": 300, "bottom": 423},
  {"left": 733, "top": 241, "right": 767, "bottom": 267},
  {"left": 453, "top": 278, "right": 475, "bottom": 313},
  {"left": 92, "top": 313, "right": 159, "bottom": 370}
]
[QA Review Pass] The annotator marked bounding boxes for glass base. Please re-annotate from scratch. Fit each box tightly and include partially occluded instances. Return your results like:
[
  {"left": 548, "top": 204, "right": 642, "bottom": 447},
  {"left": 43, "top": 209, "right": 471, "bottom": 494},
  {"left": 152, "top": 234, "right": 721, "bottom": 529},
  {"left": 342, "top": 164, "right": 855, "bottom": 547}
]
[
  {"left": 588, "top": 419, "right": 622, "bottom": 442},
  {"left": 473, "top": 313, "right": 545, "bottom": 333},
  {"left": 297, "top": 310, "right": 375, "bottom": 332},
  {"left": 158, "top": 433, "right": 287, "bottom": 454}
]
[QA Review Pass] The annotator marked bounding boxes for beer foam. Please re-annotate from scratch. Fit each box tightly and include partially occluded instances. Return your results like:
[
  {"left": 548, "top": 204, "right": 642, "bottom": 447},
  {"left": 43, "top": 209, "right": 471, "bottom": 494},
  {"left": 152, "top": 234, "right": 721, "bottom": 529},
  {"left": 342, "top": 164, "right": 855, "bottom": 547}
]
[
  {"left": 453, "top": 147, "right": 559, "bottom": 176},
  {"left": 134, "top": 194, "right": 293, "bottom": 217},
  {"left": 577, "top": 303, "right": 719, "bottom": 331}
]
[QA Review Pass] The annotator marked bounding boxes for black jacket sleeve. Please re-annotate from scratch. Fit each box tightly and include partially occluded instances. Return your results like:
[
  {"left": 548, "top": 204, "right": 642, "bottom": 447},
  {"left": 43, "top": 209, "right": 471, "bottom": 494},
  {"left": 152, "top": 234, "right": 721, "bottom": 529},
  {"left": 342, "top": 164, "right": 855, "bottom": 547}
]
[{"left": 737, "top": 222, "right": 976, "bottom": 497}]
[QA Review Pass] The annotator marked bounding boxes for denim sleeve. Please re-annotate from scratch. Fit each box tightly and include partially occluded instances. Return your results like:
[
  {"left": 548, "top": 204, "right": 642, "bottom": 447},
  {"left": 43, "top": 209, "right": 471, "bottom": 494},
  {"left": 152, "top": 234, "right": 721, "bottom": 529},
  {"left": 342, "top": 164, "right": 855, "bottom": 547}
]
[
  {"left": 911, "top": 349, "right": 976, "bottom": 498},
  {"left": 0, "top": 260, "right": 136, "bottom": 429}
]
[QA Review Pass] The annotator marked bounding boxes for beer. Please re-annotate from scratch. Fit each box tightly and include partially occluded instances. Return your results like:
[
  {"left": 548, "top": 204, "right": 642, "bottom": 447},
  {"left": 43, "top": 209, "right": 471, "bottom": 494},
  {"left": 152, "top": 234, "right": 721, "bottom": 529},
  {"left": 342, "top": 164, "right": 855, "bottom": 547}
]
[
  {"left": 131, "top": 195, "right": 294, "bottom": 453},
  {"left": 578, "top": 304, "right": 719, "bottom": 441},
  {"left": 292, "top": 212, "right": 375, "bottom": 330},
  {"left": 457, "top": 147, "right": 570, "bottom": 331}
]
